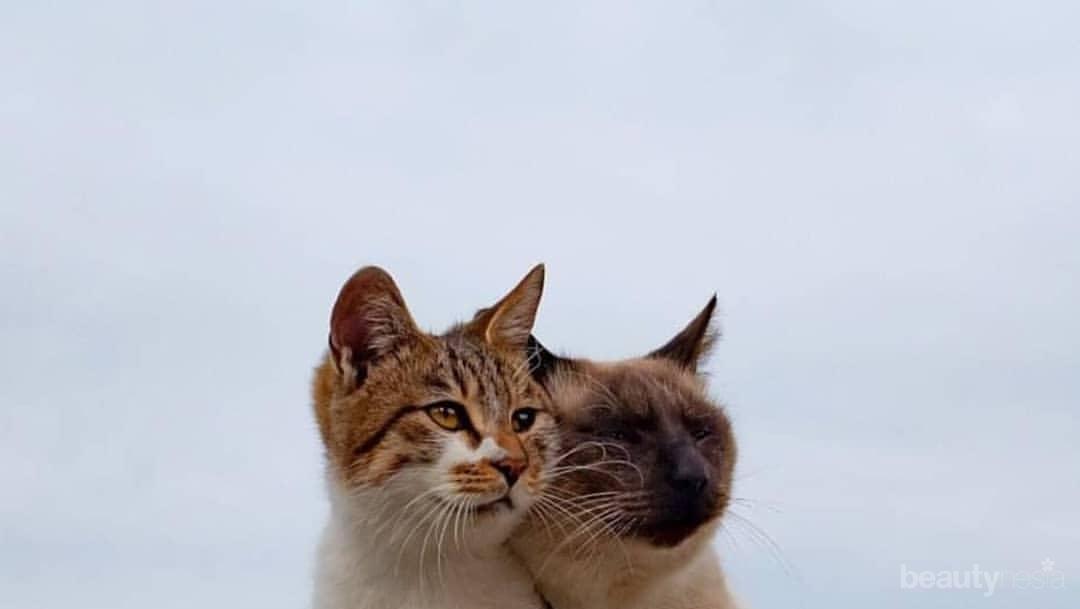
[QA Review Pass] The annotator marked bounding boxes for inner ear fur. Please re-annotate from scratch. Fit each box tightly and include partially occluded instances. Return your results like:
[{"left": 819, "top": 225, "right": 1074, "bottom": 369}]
[
  {"left": 647, "top": 295, "right": 719, "bottom": 373},
  {"left": 468, "top": 264, "right": 546, "bottom": 352},
  {"left": 328, "top": 266, "right": 420, "bottom": 387}
]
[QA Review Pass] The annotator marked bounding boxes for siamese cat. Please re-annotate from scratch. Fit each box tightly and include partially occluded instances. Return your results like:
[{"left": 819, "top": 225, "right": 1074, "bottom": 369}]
[{"left": 515, "top": 296, "right": 741, "bottom": 609}]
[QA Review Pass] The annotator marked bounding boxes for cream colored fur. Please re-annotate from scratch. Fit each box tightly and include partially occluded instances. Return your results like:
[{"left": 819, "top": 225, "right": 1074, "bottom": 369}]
[{"left": 511, "top": 521, "right": 740, "bottom": 609}]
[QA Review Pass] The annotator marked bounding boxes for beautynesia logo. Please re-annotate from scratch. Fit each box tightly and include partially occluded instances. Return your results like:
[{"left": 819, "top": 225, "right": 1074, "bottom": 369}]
[{"left": 899, "top": 559, "right": 1065, "bottom": 597}]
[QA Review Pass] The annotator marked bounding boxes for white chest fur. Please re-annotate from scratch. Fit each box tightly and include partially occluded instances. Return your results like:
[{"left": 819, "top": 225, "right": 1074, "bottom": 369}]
[{"left": 313, "top": 485, "right": 544, "bottom": 609}]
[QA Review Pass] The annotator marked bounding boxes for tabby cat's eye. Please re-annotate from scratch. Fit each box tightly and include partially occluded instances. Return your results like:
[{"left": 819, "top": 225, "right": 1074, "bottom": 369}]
[
  {"left": 511, "top": 407, "right": 538, "bottom": 433},
  {"left": 426, "top": 401, "right": 467, "bottom": 431}
]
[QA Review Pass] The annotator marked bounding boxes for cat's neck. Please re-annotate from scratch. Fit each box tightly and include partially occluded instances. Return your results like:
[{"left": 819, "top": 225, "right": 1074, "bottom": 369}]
[
  {"left": 314, "top": 479, "right": 543, "bottom": 609},
  {"left": 323, "top": 480, "right": 506, "bottom": 577},
  {"left": 511, "top": 522, "right": 731, "bottom": 609}
]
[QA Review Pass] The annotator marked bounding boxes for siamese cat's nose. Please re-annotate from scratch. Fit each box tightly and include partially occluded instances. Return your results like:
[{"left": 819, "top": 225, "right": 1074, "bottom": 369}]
[{"left": 668, "top": 446, "right": 709, "bottom": 495}]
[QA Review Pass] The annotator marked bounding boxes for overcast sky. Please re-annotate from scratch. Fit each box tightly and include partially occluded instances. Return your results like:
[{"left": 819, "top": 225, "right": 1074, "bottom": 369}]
[{"left": 2, "top": 1, "right": 1078, "bottom": 608}]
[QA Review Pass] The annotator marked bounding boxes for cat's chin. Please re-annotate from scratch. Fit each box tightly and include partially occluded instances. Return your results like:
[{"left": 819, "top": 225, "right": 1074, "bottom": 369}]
[
  {"left": 455, "top": 488, "right": 537, "bottom": 550},
  {"left": 473, "top": 496, "right": 514, "bottom": 514},
  {"left": 637, "top": 517, "right": 721, "bottom": 553},
  {"left": 467, "top": 481, "right": 538, "bottom": 517},
  {"left": 640, "top": 520, "right": 707, "bottom": 548}
]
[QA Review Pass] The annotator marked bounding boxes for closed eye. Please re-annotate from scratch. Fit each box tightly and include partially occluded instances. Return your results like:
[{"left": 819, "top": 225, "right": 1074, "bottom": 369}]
[
  {"left": 691, "top": 427, "right": 712, "bottom": 441},
  {"left": 592, "top": 426, "right": 641, "bottom": 444},
  {"left": 685, "top": 415, "right": 717, "bottom": 442}
]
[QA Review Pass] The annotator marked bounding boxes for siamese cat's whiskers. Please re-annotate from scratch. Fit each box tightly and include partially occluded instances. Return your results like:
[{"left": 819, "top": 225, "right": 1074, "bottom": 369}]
[
  {"left": 536, "top": 495, "right": 620, "bottom": 545},
  {"left": 531, "top": 495, "right": 577, "bottom": 540},
  {"left": 512, "top": 296, "right": 741, "bottom": 608},
  {"left": 732, "top": 496, "right": 785, "bottom": 514},
  {"left": 592, "top": 489, "right": 651, "bottom": 517},
  {"left": 545, "top": 441, "right": 645, "bottom": 487},
  {"left": 569, "top": 506, "right": 627, "bottom": 562},
  {"left": 536, "top": 504, "right": 622, "bottom": 574},
  {"left": 716, "top": 520, "right": 745, "bottom": 558},
  {"left": 725, "top": 508, "right": 797, "bottom": 577},
  {"left": 549, "top": 487, "right": 621, "bottom": 509},
  {"left": 577, "top": 439, "right": 634, "bottom": 461},
  {"left": 610, "top": 520, "right": 636, "bottom": 572},
  {"left": 554, "top": 440, "right": 646, "bottom": 484},
  {"left": 529, "top": 496, "right": 601, "bottom": 545},
  {"left": 538, "top": 487, "right": 623, "bottom": 502},
  {"left": 560, "top": 495, "right": 635, "bottom": 544},
  {"left": 538, "top": 489, "right": 633, "bottom": 529},
  {"left": 546, "top": 440, "right": 613, "bottom": 468},
  {"left": 543, "top": 462, "right": 641, "bottom": 485},
  {"left": 541, "top": 497, "right": 619, "bottom": 539},
  {"left": 586, "top": 508, "right": 636, "bottom": 569}
]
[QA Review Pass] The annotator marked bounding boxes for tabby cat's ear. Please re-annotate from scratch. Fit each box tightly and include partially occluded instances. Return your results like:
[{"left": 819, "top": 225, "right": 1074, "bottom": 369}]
[
  {"left": 647, "top": 295, "right": 719, "bottom": 373},
  {"left": 469, "top": 264, "right": 545, "bottom": 352},
  {"left": 328, "top": 266, "right": 419, "bottom": 386}
]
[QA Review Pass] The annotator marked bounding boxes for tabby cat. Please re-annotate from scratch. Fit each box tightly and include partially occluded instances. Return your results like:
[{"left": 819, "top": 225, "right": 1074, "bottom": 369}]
[
  {"left": 514, "top": 296, "right": 741, "bottom": 609},
  {"left": 311, "top": 264, "right": 556, "bottom": 609}
]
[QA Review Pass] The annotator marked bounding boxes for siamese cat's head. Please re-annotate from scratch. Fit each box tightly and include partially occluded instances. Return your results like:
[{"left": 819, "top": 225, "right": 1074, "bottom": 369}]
[
  {"left": 312, "top": 264, "right": 557, "bottom": 548},
  {"left": 530, "top": 297, "right": 735, "bottom": 550}
]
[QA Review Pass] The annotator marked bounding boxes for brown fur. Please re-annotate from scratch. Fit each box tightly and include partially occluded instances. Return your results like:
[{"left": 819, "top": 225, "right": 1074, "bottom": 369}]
[
  {"left": 313, "top": 264, "right": 554, "bottom": 493},
  {"left": 313, "top": 331, "right": 553, "bottom": 489},
  {"left": 312, "top": 264, "right": 559, "bottom": 609},
  {"left": 513, "top": 296, "right": 740, "bottom": 609},
  {"left": 537, "top": 357, "right": 735, "bottom": 545}
]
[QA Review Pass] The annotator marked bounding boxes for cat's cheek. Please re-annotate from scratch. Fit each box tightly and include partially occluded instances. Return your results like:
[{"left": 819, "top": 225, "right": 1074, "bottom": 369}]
[{"left": 438, "top": 431, "right": 475, "bottom": 461}]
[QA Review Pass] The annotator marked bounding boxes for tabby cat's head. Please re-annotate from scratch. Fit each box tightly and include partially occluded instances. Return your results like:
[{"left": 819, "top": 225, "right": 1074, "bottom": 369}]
[
  {"left": 312, "top": 264, "right": 556, "bottom": 547},
  {"left": 529, "top": 297, "right": 735, "bottom": 550}
]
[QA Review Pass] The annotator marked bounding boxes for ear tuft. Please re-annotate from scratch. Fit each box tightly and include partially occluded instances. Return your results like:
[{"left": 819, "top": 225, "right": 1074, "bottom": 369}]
[
  {"left": 470, "top": 264, "right": 545, "bottom": 352},
  {"left": 328, "top": 266, "right": 418, "bottom": 387},
  {"left": 647, "top": 295, "right": 720, "bottom": 372}
]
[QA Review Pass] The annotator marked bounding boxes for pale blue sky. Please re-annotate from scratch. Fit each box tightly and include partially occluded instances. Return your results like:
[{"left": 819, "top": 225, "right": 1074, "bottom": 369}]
[{"left": 2, "top": 2, "right": 1078, "bottom": 608}]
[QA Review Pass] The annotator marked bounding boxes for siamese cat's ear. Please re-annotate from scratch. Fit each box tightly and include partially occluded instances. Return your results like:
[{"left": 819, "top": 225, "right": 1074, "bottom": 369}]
[
  {"left": 468, "top": 264, "right": 545, "bottom": 352},
  {"left": 329, "top": 266, "right": 420, "bottom": 386},
  {"left": 647, "top": 295, "right": 719, "bottom": 373},
  {"left": 525, "top": 334, "right": 570, "bottom": 385}
]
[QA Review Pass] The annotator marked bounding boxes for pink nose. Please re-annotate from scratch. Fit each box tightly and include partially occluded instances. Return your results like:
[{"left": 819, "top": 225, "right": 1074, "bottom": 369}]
[{"left": 491, "top": 457, "right": 527, "bottom": 486}]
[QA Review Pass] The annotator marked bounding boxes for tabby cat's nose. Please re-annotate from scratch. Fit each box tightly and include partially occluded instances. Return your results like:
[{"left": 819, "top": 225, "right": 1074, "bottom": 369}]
[{"left": 492, "top": 457, "right": 526, "bottom": 487}]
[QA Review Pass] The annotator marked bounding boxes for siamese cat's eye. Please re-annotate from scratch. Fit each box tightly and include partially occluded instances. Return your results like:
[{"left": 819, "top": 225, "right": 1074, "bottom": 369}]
[
  {"left": 426, "top": 401, "right": 468, "bottom": 431},
  {"left": 599, "top": 427, "right": 639, "bottom": 443},
  {"left": 691, "top": 427, "right": 712, "bottom": 441},
  {"left": 511, "top": 407, "right": 539, "bottom": 432}
]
